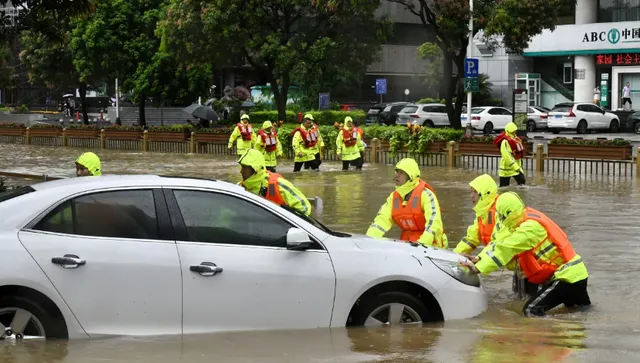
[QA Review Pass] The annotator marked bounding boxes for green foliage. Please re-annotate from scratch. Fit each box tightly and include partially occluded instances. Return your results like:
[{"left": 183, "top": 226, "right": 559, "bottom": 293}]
[
  {"left": 66, "top": 124, "right": 101, "bottom": 130},
  {"left": 417, "top": 42, "right": 442, "bottom": 92},
  {"left": 102, "top": 125, "right": 144, "bottom": 131},
  {"left": 389, "top": 125, "right": 464, "bottom": 156},
  {"left": 29, "top": 123, "right": 61, "bottom": 129},
  {"left": 0, "top": 122, "right": 25, "bottom": 128},
  {"left": 148, "top": 124, "right": 194, "bottom": 132},
  {"left": 549, "top": 138, "right": 632, "bottom": 147}
]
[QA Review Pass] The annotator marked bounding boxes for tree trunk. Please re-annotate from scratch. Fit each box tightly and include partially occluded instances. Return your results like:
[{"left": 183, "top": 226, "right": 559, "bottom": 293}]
[
  {"left": 269, "top": 75, "right": 289, "bottom": 123},
  {"left": 79, "top": 83, "right": 89, "bottom": 125},
  {"left": 138, "top": 94, "right": 146, "bottom": 127},
  {"left": 453, "top": 54, "right": 466, "bottom": 128},
  {"left": 443, "top": 53, "right": 459, "bottom": 128}
]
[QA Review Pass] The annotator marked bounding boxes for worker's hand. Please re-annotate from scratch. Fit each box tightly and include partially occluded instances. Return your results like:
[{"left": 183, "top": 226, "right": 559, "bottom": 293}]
[
  {"left": 228, "top": 145, "right": 232, "bottom": 150},
  {"left": 297, "top": 152, "right": 303, "bottom": 157},
  {"left": 459, "top": 259, "right": 479, "bottom": 274},
  {"left": 336, "top": 152, "right": 341, "bottom": 157},
  {"left": 462, "top": 254, "right": 479, "bottom": 263}
]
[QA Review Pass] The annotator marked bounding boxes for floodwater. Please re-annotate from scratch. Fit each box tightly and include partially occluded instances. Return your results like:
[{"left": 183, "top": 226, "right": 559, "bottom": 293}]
[{"left": 1, "top": 143, "right": 639, "bottom": 363}]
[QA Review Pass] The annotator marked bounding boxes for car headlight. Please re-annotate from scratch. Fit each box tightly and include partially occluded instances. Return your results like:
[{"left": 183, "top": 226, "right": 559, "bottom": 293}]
[{"left": 429, "top": 258, "right": 480, "bottom": 287}]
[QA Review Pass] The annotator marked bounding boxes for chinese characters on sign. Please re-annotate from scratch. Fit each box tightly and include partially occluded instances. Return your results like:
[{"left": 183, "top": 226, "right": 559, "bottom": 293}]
[{"left": 596, "top": 53, "right": 640, "bottom": 66}]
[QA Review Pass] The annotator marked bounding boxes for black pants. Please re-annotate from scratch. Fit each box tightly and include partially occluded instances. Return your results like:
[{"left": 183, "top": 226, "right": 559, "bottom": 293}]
[
  {"left": 342, "top": 157, "right": 363, "bottom": 170},
  {"left": 522, "top": 278, "right": 591, "bottom": 317},
  {"left": 513, "top": 273, "right": 540, "bottom": 298},
  {"left": 304, "top": 153, "right": 322, "bottom": 170},
  {"left": 623, "top": 97, "right": 632, "bottom": 108},
  {"left": 266, "top": 166, "right": 276, "bottom": 173},
  {"left": 499, "top": 172, "right": 526, "bottom": 187}
]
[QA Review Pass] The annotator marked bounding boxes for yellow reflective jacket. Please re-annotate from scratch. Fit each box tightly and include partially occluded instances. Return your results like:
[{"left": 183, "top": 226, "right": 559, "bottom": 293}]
[
  {"left": 241, "top": 169, "right": 311, "bottom": 216},
  {"left": 453, "top": 174, "right": 499, "bottom": 255},
  {"left": 366, "top": 177, "right": 447, "bottom": 248},
  {"left": 475, "top": 219, "right": 588, "bottom": 283},
  {"left": 336, "top": 127, "right": 364, "bottom": 161},
  {"left": 228, "top": 122, "right": 256, "bottom": 155},
  {"left": 291, "top": 126, "right": 316, "bottom": 163},
  {"left": 255, "top": 130, "right": 283, "bottom": 167}
]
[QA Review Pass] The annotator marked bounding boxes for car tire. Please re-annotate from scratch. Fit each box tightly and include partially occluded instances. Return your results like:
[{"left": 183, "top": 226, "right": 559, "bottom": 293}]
[
  {"left": 577, "top": 120, "right": 589, "bottom": 134},
  {"left": 609, "top": 119, "right": 620, "bottom": 133},
  {"left": 635, "top": 121, "right": 640, "bottom": 135},
  {"left": 527, "top": 120, "right": 537, "bottom": 132},
  {"left": 424, "top": 120, "right": 435, "bottom": 128},
  {"left": 349, "top": 292, "right": 433, "bottom": 326},
  {"left": 483, "top": 122, "right": 494, "bottom": 134},
  {"left": 0, "top": 296, "right": 68, "bottom": 339}
]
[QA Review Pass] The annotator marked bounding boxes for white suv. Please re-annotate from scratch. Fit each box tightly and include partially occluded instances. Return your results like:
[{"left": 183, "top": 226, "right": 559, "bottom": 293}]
[
  {"left": 396, "top": 104, "right": 450, "bottom": 127},
  {"left": 548, "top": 102, "right": 620, "bottom": 134}
]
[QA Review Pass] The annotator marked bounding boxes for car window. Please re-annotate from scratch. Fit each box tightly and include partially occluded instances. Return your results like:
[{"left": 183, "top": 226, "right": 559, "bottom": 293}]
[
  {"left": 400, "top": 106, "right": 417, "bottom": 114},
  {"left": 586, "top": 104, "right": 603, "bottom": 113},
  {"left": 390, "top": 105, "right": 407, "bottom": 112},
  {"left": 576, "top": 105, "right": 588, "bottom": 112},
  {"left": 0, "top": 186, "right": 35, "bottom": 203},
  {"left": 488, "top": 108, "right": 503, "bottom": 115},
  {"left": 528, "top": 107, "right": 535, "bottom": 114},
  {"left": 534, "top": 106, "right": 550, "bottom": 113},
  {"left": 33, "top": 190, "right": 160, "bottom": 240},
  {"left": 421, "top": 106, "right": 433, "bottom": 113},
  {"left": 172, "top": 190, "right": 292, "bottom": 248},
  {"left": 470, "top": 107, "right": 484, "bottom": 114},
  {"left": 433, "top": 105, "right": 446, "bottom": 113},
  {"left": 551, "top": 105, "right": 572, "bottom": 113}
]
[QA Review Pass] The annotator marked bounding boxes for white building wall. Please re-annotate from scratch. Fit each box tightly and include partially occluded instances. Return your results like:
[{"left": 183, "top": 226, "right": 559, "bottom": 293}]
[{"left": 574, "top": 0, "right": 598, "bottom": 102}]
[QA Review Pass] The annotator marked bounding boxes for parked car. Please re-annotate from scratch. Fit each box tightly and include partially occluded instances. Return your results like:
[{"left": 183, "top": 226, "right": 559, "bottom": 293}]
[
  {"left": 627, "top": 111, "right": 640, "bottom": 134},
  {"left": 365, "top": 102, "right": 410, "bottom": 125},
  {"left": 547, "top": 102, "right": 620, "bottom": 134},
  {"left": 526, "top": 106, "right": 550, "bottom": 131},
  {"left": 396, "top": 103, "right": 450, "bottom": 127},
  {"left": 0, "top": 175, "right": 487, "bottom": 339},
  {"left": 460, "top": 106, "right": 513, "bottom": 134}
]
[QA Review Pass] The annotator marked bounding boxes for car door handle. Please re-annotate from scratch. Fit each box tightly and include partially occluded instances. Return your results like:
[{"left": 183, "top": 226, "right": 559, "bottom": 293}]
[
  {"left": 189, "top": 262, "right": 223, "bottom": 277},
  {"left": 51, "top": 254, "right": 86, "bottom": 269}
]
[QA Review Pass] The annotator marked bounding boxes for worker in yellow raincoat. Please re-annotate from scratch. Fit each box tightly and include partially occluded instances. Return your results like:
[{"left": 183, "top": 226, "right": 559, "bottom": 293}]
[
  {"left": 366, "top": 158, "right": 448, "bottom": 248},
  {"left": 336, "top": 116, "right": 364, "bottom": 170},
  {"left": 228, "top": 114, "right": 256, "bottom": 155},
  {"left": 304, "top": 114, "right": 324, "bottom": 171},
  {"left": 291, "top": 115, "right": 320, "bottom": 172},
  {"left": 255, "top": 121, "right": 283, "bottom": 172},
  {"left": 76, "top": 152, "right": 102, "bottom": 177},
  {"left": 495, "top": 122, "right": 526, "bottom": 187}
]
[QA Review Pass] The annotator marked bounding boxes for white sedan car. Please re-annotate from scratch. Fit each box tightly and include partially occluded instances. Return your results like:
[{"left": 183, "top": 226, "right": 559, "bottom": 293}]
[
  {"left": 461, "top": 106, "right": 513, "bottom": 134},
  {"left": 548, "top": 102, "right": 620, "bottom": 134},
  {"left": 0, "top": 175, "right": 487, "bottom": 339}
]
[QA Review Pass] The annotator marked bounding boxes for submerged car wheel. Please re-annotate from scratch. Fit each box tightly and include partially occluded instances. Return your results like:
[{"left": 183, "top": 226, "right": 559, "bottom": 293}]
[
  {"left": 0, "top": 296, "right": 67, "bottom": 340},
  {"left": 527, "top": 120, "right": 537, "bottom": 132},
  {"left": 351, "top": 292, "right": 431, "bottom": 327}
]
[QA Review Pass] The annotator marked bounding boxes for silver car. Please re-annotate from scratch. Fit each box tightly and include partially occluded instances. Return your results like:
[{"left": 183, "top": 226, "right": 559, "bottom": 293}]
[{"left": 526, "top": 106, "right": 550, "bottom": 132}]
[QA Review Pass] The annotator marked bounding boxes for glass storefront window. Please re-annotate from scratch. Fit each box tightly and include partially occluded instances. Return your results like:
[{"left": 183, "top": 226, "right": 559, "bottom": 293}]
[{"left": 599, "top": 0, "right": 640, "bottom": 23}]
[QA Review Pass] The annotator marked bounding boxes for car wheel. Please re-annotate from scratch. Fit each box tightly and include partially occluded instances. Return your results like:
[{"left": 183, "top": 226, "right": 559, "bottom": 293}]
[
  {"left": 483, "top": 122, "right": 494, "bottom": 134},
  {"left": 527, "top": 120, "right": 537, "bottom": 132},
  {"left": 0, "top": 296, "right": 67, "bottom": 339},
  {"left": 350, "top": 292, "right": 431, "bottom": 327},
  {"left": 609, "top": 119, "right": 620, "bottom": 133},
  {"left": 577, "top": 120, "right": 589, "bottom": 134},
  {"left": 424, "top": 120, "right": 435, "bottom": 128},
  {"left": 635, "top": 121, "right": 640, "bottom": 135}
]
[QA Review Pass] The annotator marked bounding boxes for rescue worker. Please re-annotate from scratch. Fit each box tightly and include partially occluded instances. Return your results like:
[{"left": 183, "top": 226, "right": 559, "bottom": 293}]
[
  {"left": 238, "top": 149, "right": 311, "bottom": 216},
  {"left": 461, "top": 192, "right": 591, "bottom": 317},
  {"left": 291, "top": 115, "right": 319, "bottom": 172},
  {"left": 303, "top": 114, "right": 324, "bottom": 171},
  {"left": 453, "top": 174, "right": 499, "bottom": 255},
  {"left": 228, "top": 114, "right": 256, "bottom": 155},
  {"left": 336, "top": 116, "right": 364, "bottom": 170},
  {"left": 366, "top": 158, "right": 448, "bottom": 248},
  {"left": 494, "top": 122, "right": 525, "bottom": 187},
  {"left": 76, "top": 152, "right": 102, "bottom": 177},
  {"left": 256, "top": 120, "right": 282, "bottom": 172}
]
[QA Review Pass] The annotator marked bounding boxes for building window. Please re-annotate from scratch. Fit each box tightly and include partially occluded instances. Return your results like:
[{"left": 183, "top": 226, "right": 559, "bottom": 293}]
[
  {"left": 563, "top": 63, "right": 573, "bottom": 84},
  {"left": 599, "top": 0, "right": 640, "bottom": 22}
]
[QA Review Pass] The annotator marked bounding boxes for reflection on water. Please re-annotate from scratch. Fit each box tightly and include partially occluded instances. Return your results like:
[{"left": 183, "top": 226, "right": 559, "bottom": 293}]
[{"left": 1, "top": 144, "right": 640, "bottom": 362}]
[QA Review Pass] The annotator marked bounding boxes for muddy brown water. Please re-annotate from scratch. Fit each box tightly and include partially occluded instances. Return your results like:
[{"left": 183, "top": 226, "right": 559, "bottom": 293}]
[{"left": 0, "top": 144, "right": 639, "bottom": 362}]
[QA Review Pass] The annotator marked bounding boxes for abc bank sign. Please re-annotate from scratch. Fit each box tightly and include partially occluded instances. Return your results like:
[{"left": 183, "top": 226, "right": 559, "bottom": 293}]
[{"left": 524, "top": 20, "right": 640, "bottom": 56}]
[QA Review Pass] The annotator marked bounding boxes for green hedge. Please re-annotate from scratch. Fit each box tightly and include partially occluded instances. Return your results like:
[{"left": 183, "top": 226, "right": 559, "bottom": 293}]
[
  {"left": 246, "top": 110, "right": 366, "bottom": 126},
  {"left": 549, "top": 137, "right": 631, "bottom": 146}
]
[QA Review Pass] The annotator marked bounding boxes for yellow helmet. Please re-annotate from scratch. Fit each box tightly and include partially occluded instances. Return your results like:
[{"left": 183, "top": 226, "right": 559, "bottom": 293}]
[
  {"left": 76, "top": 152, "right": 102, "bottom": 176},
  {"left": 241, "top": 114, "right": 250, "bottom": 121},
  {"left": 237, "top": 149, "right": 266, "bottom": 173},
  {"left": 263, "top": 120, "right": 273, "bottom": 129},
  {"left": 303, "top": 113, "right": 314, "bottom": 121}
]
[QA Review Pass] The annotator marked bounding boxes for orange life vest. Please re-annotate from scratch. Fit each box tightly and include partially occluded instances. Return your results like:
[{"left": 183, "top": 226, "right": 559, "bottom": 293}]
[
  {"left": 342, "top": 128, "right": 358, "bottom": 147},
  {"left": 237, "top": 123, "right": 253, "bottom": 141},
  {"left": 259, "top": 129, "right": 278, "bottom": 152},
  {"left": 291, "top": 126, "right": 318, "bottom": 148},
  {"left": 264, "top": 171, "right": 285, "bottom": 206},
  {"left": 355, "top": 127, "right": 364, "bottom": 138},
  {"left": 493, "top": 132, "right": 524, "bottom": 159},
  {"left": 516, "top": 207, "right": 577, "bottom": 284},
  {"left": 477, "top": 200, "right": 497, "bottom": 246},
  {"left": 391, "top": 180, "right": 444, "bottom": 246}
]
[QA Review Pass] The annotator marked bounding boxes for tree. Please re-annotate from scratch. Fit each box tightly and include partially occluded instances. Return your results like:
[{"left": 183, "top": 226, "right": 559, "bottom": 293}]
[
  {"left": 70, "top": 0, "right": 168, "bottom": 126},
  {"left": 389, "top": 0, "right": 573, "bottom": 128},
  {"left": 161, "top": 0, "right": 390, "bottom": 121}
]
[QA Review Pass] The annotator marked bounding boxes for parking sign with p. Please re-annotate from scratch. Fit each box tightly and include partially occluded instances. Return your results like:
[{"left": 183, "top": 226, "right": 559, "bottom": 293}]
[{"left": 464, "top": 58, "right": 479, "bottom": 78}]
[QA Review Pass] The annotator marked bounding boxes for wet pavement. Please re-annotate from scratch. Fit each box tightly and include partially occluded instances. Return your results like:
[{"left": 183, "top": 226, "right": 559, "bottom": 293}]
[{"left": 0, "top": 144, "right": 638, "bottom": 362}]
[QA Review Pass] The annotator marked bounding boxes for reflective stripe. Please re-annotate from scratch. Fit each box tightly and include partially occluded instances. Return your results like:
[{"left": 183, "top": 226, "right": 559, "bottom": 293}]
[
  {"left": 277, "top": 181, "right": 309, "bottom": 215},
  {"left": 393, "top": 198, "right": 399, "bottom": 210},
  {"left": 535, "top": 243, "right": 555, "bottom": 259},
  {"left": 411, "top": 196, "right": 419, "bottom": 209},
  {"left": 487, "top": 211, "right": 493, "bottom": 225},
  {"left": 556, "top": 258, "right": 582, "bottom": 272},
  {"left": 524, "top": 280, "right": 559, "bottom": 316},
  {"left": 486, "top": 250, "right": 503, "bottom": 268},
  {"left": 422, "top": 189, "right": 437, "bottom": 232},
  {"left": 268, "top": 183, "right": 276, "bottom": 197},
  {"left": 528, "top": 213, "right": 542, "bottom": 219},
  {"left": 371, "top": 223, "right": 386, "bottom": 233},
  {"left": 461, "top": 238, "right": 475, "bottom": 248}
]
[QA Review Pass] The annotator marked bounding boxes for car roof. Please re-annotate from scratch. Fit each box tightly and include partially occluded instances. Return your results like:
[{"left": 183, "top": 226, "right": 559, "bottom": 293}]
[{"left": 30, "top": 174, "right": 233, "bottom": 192}]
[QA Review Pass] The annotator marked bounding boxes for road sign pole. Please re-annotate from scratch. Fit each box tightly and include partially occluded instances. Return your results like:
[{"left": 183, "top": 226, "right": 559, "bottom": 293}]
[{"left": 466, "top": 0, "right": 473, "bottom": 127}]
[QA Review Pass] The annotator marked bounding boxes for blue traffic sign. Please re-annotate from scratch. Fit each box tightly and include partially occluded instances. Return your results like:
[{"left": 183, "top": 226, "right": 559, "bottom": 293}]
[
  {"left": 464, "top": 58, "right": 479, "bottom": 78},
  {"left": 318, "top": 93, "right": 330, "bottom": 110},
  {"left": 375, "top": 78, "right": 387, "bottom": 95}
]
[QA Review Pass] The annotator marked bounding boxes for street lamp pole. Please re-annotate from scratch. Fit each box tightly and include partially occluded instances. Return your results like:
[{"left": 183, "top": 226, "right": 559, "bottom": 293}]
[{"left": 466, "top": 0, "right": 473, "bottom": 125}]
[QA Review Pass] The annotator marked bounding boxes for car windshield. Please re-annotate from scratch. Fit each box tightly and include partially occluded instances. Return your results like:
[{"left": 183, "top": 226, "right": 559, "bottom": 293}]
[
  {"left": 400, "top": 106, "right": 418, "bottom": 114},
  {"left": 470, "top": 107, "right": 485, "bottom": 114},
  {"left": 280, "top": 203, "right": 350, "bottom": 237},
  {"left": 0, "top": 185, "right": 35, "bottom": 203},
  {"left": 534, "top": 106, "right": 550, "bottom": 113},
  {"left": 551, "top": 105, "right": 572, "bottom": 113}
]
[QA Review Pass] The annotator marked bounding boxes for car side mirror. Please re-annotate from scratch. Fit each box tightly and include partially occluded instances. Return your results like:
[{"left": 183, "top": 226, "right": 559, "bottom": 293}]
[{"left": 286, "top": 227, "right": 314, "bottom": 251}]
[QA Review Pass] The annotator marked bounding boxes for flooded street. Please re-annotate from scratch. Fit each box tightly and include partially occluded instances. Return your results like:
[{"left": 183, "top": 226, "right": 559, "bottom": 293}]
[{"left": 1, "top": 143, "right": 639, "bottom": 362}]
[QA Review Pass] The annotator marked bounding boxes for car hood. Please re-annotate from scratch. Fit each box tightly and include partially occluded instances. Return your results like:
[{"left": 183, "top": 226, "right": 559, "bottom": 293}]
[{"left": 350, "top": 234, "right": 463, "bottom": 263}]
